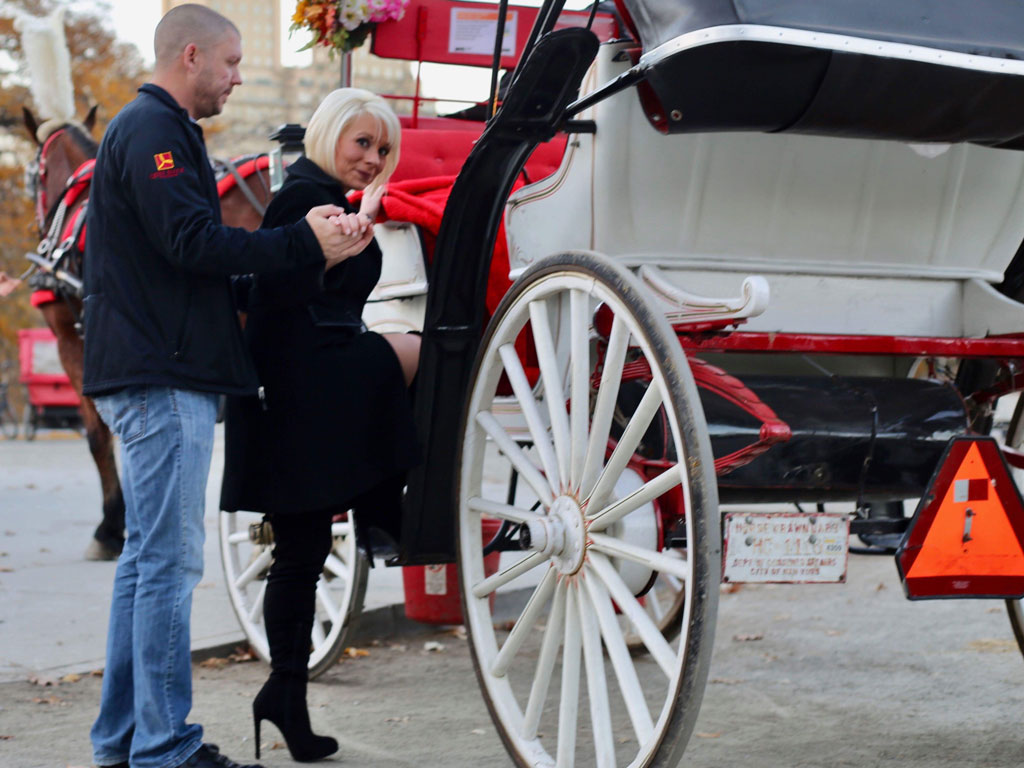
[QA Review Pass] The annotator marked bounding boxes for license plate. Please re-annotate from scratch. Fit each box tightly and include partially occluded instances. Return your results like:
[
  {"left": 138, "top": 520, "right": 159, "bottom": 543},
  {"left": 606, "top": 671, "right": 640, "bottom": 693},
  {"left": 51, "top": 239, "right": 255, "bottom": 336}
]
[{"left": 723, "top": 512, "right": 849, "bottom": 584}]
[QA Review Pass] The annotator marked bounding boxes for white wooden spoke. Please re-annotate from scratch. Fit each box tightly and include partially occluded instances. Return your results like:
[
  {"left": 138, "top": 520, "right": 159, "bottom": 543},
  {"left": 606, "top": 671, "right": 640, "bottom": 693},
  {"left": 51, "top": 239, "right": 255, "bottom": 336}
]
[
  {"left": 530, "top": 298, "right": 571, "bottom": 483},
  {"left": 665, "top": 573, "right": 682, "bottom": 592},
  {"left": 588, "top": 532, "right": 692, "bottom": 582},
  {"left": 227, "top": 530, "right": 250, "bottom": 545},
  {"left": 577, "top": 574, "right": 616, "bottom": 768},
  {"left": 246, "top": 579, "right": 268, "bottom": 624},
  {"left": 323, "top": 553, "right": 350, "bottom": 583},
  {"left": 523, "top": 579, "right": 568, "bottom": 740},
  {"left": 588, "top": 383, "right": 664, "bottom": 512},
  {"left": 569, "top": 289, "right": 591, "bottom": 490},
  {"left": 491, "top": 568, "right": 557, "bottom": 678},
  {"left": 499, "top": 343, "right": 560, "bottom": 493},
  {"left": 234, "top": 547, "right": 273, "bottom": 590},
  {"left": 472, "top": 551, "right": 547, "bottom": 599},
  {"left": 588, "top": 466, "right": 684, "bottom": 533},
  {"left": 580, "top": 314, "right": 630, "bottom": 498},
  {"left": 646, "top": 584, "right": 665, "bottom": 622},
  {"left": 477, "top": 411, "right": 554, "bottom": 507},
  {"left": 590, "top": 553, "right": 677, "bottom": 677},
  {"left": 584, "top": 567, "right": 655, "bottom": 745},
  {"left": 311, "top": 614, "right": 327, "bottom": 646},
  {"left": 330, "top": 522, "right": 353, "bottom": 537},
  {"left": 557, "top": 582, "right": 583, "bottom": 768},
  {"left": 316, "top": 581, "right": 341, "bottom": 626},
  {"left": 468, "top": 496, "right": 544, "bottom": 526}
]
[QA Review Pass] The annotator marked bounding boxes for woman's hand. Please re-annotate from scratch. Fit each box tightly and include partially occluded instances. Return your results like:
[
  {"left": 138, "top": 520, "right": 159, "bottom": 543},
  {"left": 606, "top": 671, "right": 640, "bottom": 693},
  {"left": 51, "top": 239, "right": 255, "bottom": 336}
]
[
  {"left": 324, "top": 212, "right": 374, "bottom": 271},
  {"left": 0, "top": 272, "right": 22, "bottom": 297},
  {"left": 358, "top": 184, "right": 386, "bottom": 227}
]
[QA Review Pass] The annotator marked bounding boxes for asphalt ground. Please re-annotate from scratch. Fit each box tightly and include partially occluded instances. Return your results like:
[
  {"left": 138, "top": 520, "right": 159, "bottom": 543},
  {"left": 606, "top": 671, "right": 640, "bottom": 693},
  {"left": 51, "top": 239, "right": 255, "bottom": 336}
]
[{"left": 3, "top": 429, "right": 1024, "bottom": 767}]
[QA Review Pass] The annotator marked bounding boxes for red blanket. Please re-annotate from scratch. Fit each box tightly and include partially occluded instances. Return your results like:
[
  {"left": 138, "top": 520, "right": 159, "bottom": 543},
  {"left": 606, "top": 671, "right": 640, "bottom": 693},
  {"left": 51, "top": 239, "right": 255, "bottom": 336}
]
[{"left": 353, "top": 175, "right": 525, "bottom": 316}]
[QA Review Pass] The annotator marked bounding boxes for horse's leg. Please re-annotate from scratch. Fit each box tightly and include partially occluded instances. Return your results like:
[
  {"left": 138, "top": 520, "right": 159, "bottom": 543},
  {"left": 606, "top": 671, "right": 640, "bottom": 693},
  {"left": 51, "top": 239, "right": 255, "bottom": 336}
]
[{"left": 37, "top": 300, "right": 125, "bottom": 560}]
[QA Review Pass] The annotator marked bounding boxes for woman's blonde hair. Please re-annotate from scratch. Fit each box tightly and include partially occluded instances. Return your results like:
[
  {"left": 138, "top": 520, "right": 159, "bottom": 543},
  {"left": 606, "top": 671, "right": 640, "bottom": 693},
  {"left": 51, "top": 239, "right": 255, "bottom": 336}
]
[{"left": 304, "top": 87, "right": 401, "bottom": 191}]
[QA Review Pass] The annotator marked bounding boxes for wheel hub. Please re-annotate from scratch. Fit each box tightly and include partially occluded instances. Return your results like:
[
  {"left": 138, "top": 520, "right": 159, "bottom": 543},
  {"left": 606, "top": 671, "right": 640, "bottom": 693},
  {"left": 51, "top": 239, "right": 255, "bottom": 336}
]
[{"left": 525, "top": 495, "right": 586, "bottom": 574}]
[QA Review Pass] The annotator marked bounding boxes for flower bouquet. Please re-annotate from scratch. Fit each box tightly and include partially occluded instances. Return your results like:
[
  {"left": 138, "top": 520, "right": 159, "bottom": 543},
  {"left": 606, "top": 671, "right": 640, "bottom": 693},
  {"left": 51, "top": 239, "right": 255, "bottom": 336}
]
[{"left": 291, "top": 0, "right": 409, "bottom": 56}]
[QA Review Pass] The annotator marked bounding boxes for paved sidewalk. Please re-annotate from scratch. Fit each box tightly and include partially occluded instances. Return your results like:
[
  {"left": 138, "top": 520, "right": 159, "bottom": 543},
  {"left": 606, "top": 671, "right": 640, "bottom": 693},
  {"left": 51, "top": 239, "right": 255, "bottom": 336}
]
[{"left": 0, "top": 427, "right": 410, "bottom": 683}]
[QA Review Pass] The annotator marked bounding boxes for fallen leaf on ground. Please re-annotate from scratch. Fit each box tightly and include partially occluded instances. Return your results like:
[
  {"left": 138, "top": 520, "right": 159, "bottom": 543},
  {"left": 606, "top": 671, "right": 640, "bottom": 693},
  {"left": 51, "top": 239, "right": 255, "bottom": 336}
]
[
  {"left": 0, "top": 567, "right": 13, "bottom": 573},
  {"left": 28, "top": 675, "right": 57, "bottom": 687},
  {"left": 494, "top": 620, "right": 515, "bottom": 632},
  {"left": 344, "top": 647, "right": 370, "bottom": 658},
  {"left": 967, "top": 638, "right": 1016, "bottom": 653},
  {"left": 384, "top": 716, "right": 410, "bottom": 724},
  {"left": 448, "top": 625, "right": 468, "bottom": 640},
  {"left": 732, "top": 633, "right": 764, "bottom": 642},
  {"left": 60, "top": 673, "right": 82, "bottom": 684},
  {"left": 32, "top": 695, "right": 64, "bottom": 705},
  {"left": 199, "top": 657, "right": 229, "bottom": 669},
  {"left": 986, "top": 606, "right": 1003, "bottom": 614},
  {"left": 90, "top": 669, "right": 103, "bottom": 677},
  {"left": 423, "top": 641, "right": 445, "bottom": 652},
  {"left": 875, "top": 582, "right": 886, "bottom": 591},
  {"left": 268, "top": 741, "right": 285, "bottom": 751},
  {"left": 695, "top": 732, "right": 721, "bottom": 739},
  {"left": 228, "top": 646, "right": 257, "bottom": 663},
  {"left": 0, "top": 735, "right": 12, "bottom": 740},
  {"left": 710, "top": 677, "right": 744, "bottom": 685},
  {"left": 721, "top": 582, "right": 743, "bottom": 594},
  {"left": 825, "top": 629, "right": 843, "bottom": 637}
]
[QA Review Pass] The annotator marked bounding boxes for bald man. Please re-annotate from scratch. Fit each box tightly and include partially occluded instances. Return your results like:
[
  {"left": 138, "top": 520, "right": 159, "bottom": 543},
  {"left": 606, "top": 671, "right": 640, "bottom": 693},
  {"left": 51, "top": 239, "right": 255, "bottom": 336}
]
[{"left": 83, "top": 6, "right": 372, "bottom": 768}]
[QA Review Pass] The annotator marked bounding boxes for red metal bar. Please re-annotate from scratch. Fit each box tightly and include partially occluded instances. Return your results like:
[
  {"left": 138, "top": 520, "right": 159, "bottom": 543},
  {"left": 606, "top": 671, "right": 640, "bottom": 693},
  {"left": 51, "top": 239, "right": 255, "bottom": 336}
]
[{"left": 676, "top": 330, "right": 1024, "bottom": 358}]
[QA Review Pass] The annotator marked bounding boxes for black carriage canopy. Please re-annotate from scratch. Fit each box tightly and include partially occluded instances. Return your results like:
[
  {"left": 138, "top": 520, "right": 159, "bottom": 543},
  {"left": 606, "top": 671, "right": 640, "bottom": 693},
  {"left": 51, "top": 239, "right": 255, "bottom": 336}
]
[{"left": 618, "top": 0, "right": 1024, "bottom": 146}]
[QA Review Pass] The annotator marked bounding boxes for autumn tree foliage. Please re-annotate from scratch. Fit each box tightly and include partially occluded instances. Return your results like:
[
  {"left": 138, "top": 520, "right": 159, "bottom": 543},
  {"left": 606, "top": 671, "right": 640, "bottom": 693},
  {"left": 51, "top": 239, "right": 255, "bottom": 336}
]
[{"left": 0, "top": 0, "right": 149, "bottom": 371}]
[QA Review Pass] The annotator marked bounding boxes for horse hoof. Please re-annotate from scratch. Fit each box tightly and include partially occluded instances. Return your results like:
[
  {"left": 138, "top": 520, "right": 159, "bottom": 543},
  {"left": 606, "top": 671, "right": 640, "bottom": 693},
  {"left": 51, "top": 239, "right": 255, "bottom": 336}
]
[{"left": 84, "top": 538, "right": 121, "bottom": 561}]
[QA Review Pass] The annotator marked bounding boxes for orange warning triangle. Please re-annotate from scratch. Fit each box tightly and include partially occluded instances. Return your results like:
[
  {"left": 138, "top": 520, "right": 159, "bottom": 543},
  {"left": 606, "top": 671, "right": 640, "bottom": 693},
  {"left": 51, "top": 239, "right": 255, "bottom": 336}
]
[
  {"left": 906, "top": 443, "right": 1024, "bottom": 578},
  {"left": 897, "top": 437, "right": 1024, "bottom": 599}
]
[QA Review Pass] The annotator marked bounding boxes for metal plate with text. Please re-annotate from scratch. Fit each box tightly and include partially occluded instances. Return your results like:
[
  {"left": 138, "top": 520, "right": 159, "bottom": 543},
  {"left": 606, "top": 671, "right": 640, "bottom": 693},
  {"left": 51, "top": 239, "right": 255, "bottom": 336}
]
[{"left": 723, "top": 512, "right": 849, "bottom": 583}]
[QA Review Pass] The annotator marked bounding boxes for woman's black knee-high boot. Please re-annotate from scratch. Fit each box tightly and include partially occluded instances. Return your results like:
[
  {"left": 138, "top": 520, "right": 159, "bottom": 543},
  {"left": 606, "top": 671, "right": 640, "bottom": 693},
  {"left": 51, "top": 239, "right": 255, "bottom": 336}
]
[{"left": 252, "top": 515, "right": 338, "bottom": 762}]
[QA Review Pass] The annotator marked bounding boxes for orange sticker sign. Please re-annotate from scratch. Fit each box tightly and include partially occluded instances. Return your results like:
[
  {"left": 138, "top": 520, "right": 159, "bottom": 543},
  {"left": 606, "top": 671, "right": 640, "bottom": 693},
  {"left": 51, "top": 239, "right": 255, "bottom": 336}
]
[
  {"left": 897, "top": 437, "right": 1024, "bottom": 599},
  {"left": 154, "top": 151, "right": 175, "bottom": 171}
]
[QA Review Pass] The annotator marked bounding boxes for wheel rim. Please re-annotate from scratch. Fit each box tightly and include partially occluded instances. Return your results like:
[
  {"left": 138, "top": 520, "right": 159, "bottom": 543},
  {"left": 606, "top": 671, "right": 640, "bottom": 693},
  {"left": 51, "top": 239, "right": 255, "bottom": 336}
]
[
  {"left": 219, "top": 510, "right": 368, "bottom": 678},
  {"left": 458, "top": 252, "right": 718, "bottom": 768}
]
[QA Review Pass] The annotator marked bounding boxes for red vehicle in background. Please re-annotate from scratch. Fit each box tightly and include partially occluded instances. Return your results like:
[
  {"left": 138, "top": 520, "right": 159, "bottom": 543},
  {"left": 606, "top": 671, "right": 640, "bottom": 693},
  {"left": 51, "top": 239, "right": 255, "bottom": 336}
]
[{"left": 18, "top": 327, "right": 83, "bottom": 440}]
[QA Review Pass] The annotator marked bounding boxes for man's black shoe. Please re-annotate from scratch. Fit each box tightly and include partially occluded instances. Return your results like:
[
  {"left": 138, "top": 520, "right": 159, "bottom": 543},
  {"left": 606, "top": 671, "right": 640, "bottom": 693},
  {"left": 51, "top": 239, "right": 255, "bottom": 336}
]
[{"left": 177, "top": 743, "right": 264, "bottom": 768}]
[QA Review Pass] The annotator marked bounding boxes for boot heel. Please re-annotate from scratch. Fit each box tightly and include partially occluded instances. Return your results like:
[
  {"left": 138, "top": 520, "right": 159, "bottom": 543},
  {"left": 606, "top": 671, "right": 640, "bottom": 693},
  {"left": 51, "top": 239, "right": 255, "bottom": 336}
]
[{"left": 253, "top": 711, "right": 261, "bottom": 759}]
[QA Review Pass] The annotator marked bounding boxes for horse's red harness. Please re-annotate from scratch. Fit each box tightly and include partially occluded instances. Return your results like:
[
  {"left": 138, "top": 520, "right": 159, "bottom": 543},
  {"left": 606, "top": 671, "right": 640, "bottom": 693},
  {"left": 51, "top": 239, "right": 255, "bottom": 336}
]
[{"left": 31, "top": 127, "right": 95, "bottom": 307}]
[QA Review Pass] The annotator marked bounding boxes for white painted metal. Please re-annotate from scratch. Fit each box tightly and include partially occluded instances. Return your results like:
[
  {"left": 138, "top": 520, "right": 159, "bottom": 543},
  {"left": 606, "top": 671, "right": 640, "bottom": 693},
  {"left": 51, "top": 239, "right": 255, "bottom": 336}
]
[
  {"left": 219, "top": 510, "right": 368, "bottom": 678},
  {"left": 457, "top": 252, "right": 719, "bottom": 767},
  {"left": 642, "top": 24, "right": 1024, "bottom": 77}
]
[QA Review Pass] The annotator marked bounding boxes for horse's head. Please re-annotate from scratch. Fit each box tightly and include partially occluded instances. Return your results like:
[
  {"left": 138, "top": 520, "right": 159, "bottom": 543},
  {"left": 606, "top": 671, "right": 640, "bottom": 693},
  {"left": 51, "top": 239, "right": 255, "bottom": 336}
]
[{"left": 23, "top": 105, "right": 99, "bottom": 234}]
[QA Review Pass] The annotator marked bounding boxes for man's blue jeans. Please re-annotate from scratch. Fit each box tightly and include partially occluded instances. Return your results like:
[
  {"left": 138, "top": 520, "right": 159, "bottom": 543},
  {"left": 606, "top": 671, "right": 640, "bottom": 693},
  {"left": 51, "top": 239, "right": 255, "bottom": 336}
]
[{"left": 90, "top": 386, "right": 219, "bottom": 768}]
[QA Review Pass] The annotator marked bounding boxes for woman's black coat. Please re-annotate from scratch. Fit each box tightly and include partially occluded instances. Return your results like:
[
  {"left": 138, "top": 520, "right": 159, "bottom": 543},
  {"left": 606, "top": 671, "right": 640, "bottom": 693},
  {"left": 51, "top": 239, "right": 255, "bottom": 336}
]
[{"left": 220, "top": 156, "right": 418, "bottom": 523}]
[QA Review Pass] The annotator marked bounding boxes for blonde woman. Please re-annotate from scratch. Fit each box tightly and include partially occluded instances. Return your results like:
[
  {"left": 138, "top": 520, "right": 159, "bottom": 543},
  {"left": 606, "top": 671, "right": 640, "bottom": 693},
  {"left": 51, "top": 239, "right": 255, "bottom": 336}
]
[{"left": 220, "top": 88, "right": 417, "bottom": 762}]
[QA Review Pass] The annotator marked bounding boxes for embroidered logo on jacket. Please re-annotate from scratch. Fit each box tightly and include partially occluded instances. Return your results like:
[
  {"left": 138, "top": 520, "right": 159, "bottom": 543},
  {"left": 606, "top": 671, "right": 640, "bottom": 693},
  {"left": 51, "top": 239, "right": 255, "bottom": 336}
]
[{"left": 151, "top": 151, "right": 184, "bottom": 179}]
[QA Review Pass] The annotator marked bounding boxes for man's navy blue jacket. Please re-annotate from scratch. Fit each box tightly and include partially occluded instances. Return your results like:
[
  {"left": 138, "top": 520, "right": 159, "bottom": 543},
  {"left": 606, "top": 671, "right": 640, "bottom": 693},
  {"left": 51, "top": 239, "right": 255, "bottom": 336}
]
[{"left": 82, "top": 84, "right": 324, "bottom": 397}]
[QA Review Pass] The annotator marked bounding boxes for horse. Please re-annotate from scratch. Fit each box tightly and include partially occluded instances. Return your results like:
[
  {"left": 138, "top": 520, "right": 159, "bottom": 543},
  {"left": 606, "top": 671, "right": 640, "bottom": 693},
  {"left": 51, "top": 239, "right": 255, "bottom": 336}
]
[{"left": 18, "top": 105, "right": 276, "bottom": 561}]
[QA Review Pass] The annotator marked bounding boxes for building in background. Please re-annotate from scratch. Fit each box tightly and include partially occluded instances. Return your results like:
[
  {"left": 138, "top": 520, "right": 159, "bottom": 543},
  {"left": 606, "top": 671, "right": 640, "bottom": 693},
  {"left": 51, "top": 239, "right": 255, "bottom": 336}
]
[{"left": 161, "top": 0, "right": 420, "bottom": 157}]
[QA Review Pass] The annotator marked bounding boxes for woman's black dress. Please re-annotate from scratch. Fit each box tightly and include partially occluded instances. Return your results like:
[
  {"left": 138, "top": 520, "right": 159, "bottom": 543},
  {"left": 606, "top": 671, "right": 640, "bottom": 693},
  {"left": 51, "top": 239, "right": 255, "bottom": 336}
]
[{"left": 220, "top": 156, "right": 418, "bottom": 537}]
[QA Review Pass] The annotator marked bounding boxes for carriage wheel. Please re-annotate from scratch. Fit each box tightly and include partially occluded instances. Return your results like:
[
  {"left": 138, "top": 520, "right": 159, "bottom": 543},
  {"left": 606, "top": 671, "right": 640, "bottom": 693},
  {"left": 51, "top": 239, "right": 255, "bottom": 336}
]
[
  {"left": 457, "top": 251, "right": 719, "bottom": 767},
  {"left": 219, "top": 510, "right": 369, "bottom": 679},
  {"left": 0, "top": 404, "right": 18, "bottom": 439},
  {"left": 1000, "top": 395, "right": 1024, "bottom": 659}
]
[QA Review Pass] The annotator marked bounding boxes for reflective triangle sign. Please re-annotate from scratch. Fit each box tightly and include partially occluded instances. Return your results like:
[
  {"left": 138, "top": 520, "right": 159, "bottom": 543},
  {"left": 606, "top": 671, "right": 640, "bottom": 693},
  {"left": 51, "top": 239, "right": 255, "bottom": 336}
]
[{"left": 896, "top": 436, "right": 1024, "bottom": 599}]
